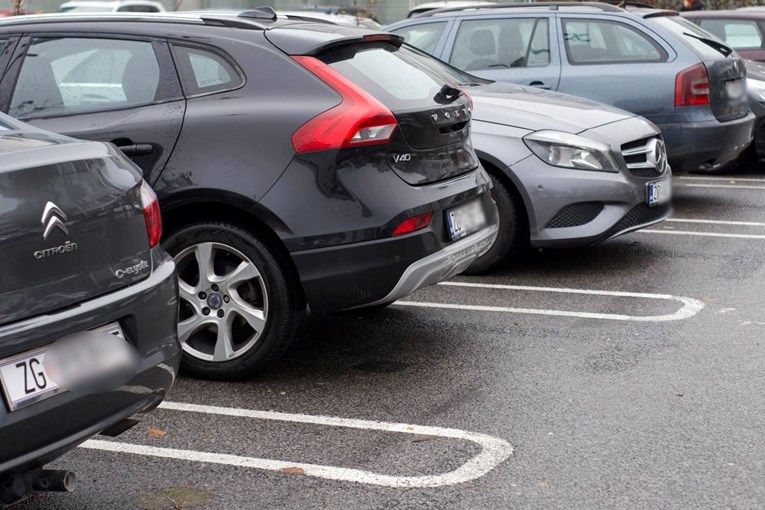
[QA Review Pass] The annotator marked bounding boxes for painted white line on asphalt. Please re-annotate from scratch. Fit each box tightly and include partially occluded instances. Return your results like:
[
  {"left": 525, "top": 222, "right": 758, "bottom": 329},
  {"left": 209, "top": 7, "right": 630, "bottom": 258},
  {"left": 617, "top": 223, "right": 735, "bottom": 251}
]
[
  {"left": 81, "top": 401, "right": 513, "bottom": 488},
  {"left": 681, "top": 184, "right": 765, "bottom": 190},
  {"left": 666, "top": 218, "right": 765, "bottom": 227},
  {"left": 393, "top": 282, "right": 704, "bottom": 322},
  {"left": 640, "top": 229, "right": 765, "bottom": 240},
  {"left": 680, "top": 176, "right": 765, "bottom": 183}
]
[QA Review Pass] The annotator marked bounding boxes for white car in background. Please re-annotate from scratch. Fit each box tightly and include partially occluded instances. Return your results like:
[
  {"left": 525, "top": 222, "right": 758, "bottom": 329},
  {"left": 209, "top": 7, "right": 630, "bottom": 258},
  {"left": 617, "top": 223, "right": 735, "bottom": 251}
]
[{"left": 58, "top": 0, "right": 165, "bottom": 13}]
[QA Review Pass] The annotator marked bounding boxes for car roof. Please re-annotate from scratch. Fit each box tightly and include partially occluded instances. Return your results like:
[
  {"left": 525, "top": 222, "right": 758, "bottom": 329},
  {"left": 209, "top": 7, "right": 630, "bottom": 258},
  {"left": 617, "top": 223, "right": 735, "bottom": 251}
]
[
  {"left": 60, "top": 0, "right": 162, "bottom": 6},
  {"left": 0, "top": 9, "right": 400, "bottom": 55},
  {"left": 680, "top": 9, "right": 765, "bottom": 19},
  {"left": 410, "top": 1, "right": 627, "bottom": 19}
]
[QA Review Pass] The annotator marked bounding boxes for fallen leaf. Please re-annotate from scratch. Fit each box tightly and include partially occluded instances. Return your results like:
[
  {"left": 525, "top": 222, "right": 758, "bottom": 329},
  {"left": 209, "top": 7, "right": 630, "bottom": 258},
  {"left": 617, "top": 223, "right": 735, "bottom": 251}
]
[
  {"left": 147, "top": 428, "right": 168, "bottom": 438},
  {"left": 676, "top": 393, "right": 684, "bottom": 397},
  {"left": 281, "top": 467, "right": 305, "bottom": 475}
]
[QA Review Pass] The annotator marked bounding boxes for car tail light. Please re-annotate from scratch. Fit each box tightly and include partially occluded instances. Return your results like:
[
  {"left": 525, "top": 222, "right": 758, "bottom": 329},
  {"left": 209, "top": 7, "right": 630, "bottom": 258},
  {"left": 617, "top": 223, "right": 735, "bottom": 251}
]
[
  {"left": 140, "top": 181, "right": 162, "bottom": 248},
  {"left": 291, "top": 56, "right": 398, "bottom": 153},
  {"left": 675, "top": 63, "right": 710, "bottom": 107},
  {"left": 392, "top": 211, "right": 433, "bottom": 236}
]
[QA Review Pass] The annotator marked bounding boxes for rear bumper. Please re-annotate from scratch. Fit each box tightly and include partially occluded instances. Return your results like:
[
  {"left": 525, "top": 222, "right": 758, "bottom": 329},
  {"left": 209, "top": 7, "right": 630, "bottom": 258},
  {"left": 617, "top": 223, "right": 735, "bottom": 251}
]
[
  {"left": 0, "top": 248, "right": 180, "bottom": 475},
  {"left": 354, "top": 224, "right": 498, "bottom": 308},
  {"left": 291, "top": 190, "right": 498, "bottom": 314},
  {"left": 657, "top": 112, "right": 754, "bottom": 172}
]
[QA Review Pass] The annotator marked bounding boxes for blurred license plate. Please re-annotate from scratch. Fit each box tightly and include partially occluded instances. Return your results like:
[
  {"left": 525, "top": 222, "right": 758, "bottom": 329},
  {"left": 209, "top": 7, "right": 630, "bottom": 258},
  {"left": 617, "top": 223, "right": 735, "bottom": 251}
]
[
  {"left": 446, "top": 200, "right": 486, "bottom": 240},
  {"left": 0, "top": 323, "right": 125, "bottom": 412},
  {"left": 726, "top": 79, "right": 746, "bottom": 100},
  {"left": 647, "top": 181, "right": 670, "bottom": 206}
]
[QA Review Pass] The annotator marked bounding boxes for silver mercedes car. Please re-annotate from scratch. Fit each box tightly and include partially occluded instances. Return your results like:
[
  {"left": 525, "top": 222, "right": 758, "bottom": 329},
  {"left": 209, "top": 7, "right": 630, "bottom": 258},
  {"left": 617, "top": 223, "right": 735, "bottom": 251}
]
[{"left": 404, "top": 45, "right": 672, "bottom": 272}]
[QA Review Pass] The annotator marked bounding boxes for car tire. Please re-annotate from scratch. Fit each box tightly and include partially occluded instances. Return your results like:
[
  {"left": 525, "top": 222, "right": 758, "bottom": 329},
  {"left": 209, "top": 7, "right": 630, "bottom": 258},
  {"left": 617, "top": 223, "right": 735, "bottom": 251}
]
[
  {"left": 163, "top": 221, "right": 301, "bottom": 380},
  {"left": 465, "top": 176, "right": 523, "bottom": 274}
]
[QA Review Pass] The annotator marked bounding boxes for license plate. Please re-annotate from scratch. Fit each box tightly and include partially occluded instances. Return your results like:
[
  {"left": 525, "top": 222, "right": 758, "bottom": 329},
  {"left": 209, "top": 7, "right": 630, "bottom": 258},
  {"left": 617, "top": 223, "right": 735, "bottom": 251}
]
[
  {"left": 446, "top": 199, "right": 487, "bottom": 240},
  {"left": 0, "top": 323, "right": 125, "bottom": 412},
  {"left": 726, "top": 79, "right": 746, "bottom": 100},
  {"left": 647, "top": 180, "right": 670, "bottom": 207}
]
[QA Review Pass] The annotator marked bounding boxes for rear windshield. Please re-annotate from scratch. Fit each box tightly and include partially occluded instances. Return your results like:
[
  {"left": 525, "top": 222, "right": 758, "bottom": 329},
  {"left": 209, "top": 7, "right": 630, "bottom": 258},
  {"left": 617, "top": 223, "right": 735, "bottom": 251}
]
[
  {"left": 321, "top": 43, "right": 451, "bottom": 111},
  {"left": 647, "top": 15, "right": 731, "bottom": 59}
]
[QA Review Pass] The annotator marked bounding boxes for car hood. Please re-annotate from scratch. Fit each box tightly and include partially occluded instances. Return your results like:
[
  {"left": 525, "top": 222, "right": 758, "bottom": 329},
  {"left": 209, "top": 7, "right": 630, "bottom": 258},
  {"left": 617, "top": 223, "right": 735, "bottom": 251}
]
[{"left": 469, "top": 81, "right": 637, "bottom": 134}]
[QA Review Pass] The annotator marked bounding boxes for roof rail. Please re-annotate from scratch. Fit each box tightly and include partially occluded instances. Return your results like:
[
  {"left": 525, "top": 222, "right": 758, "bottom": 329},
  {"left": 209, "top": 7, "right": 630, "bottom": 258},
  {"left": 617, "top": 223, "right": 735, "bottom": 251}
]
[
  {"left": 199, "top": 14, "right": 269, "bottom": 30},
  {"left": 414, "top": 1, "right": 624, "bottom": 17}
]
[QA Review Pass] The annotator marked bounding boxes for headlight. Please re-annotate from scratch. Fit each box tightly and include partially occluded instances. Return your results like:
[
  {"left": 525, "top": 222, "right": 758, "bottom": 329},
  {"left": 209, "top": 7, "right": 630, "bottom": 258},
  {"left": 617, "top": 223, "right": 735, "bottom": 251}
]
[
  {"left": 523, "top": 130, "right": 619, "bottom": 172},
  {"left": 748, "top": 78, "right": 765, "bottom": 102}
]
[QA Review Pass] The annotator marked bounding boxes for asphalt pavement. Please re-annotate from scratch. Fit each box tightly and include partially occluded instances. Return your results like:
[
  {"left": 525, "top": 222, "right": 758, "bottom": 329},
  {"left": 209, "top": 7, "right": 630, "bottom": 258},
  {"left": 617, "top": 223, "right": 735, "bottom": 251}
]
[{"left": 17, "top": 170, "right": 765, "bottom": 510}]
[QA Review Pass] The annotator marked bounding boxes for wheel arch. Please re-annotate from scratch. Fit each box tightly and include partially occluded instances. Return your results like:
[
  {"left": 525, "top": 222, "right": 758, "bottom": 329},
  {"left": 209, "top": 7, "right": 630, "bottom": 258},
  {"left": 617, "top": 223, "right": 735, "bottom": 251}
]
[
  {"left": 476, "top": 153, "right": 534, "bottom": 236},
  {"left": 159, "top": 190, "right": 307, "bottom": 310}
]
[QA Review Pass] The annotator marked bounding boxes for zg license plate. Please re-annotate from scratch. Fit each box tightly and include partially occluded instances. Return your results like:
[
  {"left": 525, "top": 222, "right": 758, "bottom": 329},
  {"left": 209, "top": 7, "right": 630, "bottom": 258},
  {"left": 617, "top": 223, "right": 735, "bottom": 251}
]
[
  {"left": 446, "top": 200, "right": 487, "bottom": 240},
  {"left": 0, "top": 349, "right": 62, "bottom": 411},
  {"left": 647, "top": 181, "right": 670, "bottom": 207},
  {"left": 0, "top": 323, "right": 126, "bottom": 412}
]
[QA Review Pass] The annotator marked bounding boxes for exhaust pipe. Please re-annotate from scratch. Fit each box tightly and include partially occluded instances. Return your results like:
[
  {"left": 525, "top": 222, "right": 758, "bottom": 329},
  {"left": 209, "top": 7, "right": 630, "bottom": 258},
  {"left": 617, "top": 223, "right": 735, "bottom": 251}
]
[{"left": 33, "top": 470, "right": 76, "bottom": 493}]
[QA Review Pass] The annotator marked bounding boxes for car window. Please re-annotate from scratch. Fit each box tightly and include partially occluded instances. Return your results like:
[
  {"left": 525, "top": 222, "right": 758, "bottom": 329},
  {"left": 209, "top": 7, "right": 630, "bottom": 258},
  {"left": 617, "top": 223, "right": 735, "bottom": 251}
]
[
  {"left": 10, "top": 37, "right": 161, "bottom": 120},
  {"left": 172, "top": 45, "right": 243, "bottom": 96},
  {"left": 647, "top": 16, "right": 725, "bottom": 59},
  {"left": 699, "top": 19, "right": 763, "bottom": 49},
  {"left": 390, "top": 22, "right": 448, "bottom": 54},
  {"left": 117, "top": 5, "right": 160, "bottom": 12},
  {"left": 563, "top": 18, "right": 666, "bottom": 64},
  {"left": 322, "top": 44, "right": 448, "bottom": 111},
  {"left": 449, "top": 18, "right": 550, "bottom": 71}
]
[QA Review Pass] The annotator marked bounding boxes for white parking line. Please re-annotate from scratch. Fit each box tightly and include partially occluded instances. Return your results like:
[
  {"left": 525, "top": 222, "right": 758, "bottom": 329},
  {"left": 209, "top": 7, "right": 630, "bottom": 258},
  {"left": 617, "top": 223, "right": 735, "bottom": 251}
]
[
  {"left": 394, "top": 282, "right": 704, "bottom": 322},
  {"left": 666, "top": 218, "right": 765, "bottom": 227},
  {"left": 680, "top": 176, "right": 765, "bottom": 183},
  {"left": 681, "top": 184, "right": 765, "bottom": 190},
  {"left": 640, "top": 230, "right": 765, "bottom": 240},
  {"left": 81, "top": 401, "right": 513, "bottom": 488}
]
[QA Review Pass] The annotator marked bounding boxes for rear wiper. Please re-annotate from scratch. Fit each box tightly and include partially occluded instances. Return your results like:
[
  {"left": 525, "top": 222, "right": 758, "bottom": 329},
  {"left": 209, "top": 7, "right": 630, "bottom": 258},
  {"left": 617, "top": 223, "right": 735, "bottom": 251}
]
[
  {"left": 683, "top": 32, "right": 732, "bottom": 57},
  {"left": 434, "top": 83, "right": 463, "bottom": 104}
]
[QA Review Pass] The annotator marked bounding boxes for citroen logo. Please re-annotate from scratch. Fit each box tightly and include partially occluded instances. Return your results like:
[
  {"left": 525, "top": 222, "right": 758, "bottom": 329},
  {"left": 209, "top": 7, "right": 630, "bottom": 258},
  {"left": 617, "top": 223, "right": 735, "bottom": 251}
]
[{"left": 41, "top": 201, "right": 69, "bottom": 240}]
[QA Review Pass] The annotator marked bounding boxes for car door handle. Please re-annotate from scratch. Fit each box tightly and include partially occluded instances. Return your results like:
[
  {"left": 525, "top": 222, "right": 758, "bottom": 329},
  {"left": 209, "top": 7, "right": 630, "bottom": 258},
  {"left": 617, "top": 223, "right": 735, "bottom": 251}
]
[
  {"left": 528, "top": 81, "right": 551, "bottom": 90},
  {"left": 116, "top": 143, "right": 154, "bottom": 156}
]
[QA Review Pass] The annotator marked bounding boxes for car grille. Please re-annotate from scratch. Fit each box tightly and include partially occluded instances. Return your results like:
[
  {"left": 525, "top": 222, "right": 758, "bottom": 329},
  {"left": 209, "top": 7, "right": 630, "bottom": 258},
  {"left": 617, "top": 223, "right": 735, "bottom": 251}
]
[
  {"left": 546, "top": 202, "right": 604, "bottom": 229},
  {"left": 601, "top": 202, "right": 671, "bottom": 241},
  {"left": 621, "top": 136, "right": 669, "bottom": 178}
]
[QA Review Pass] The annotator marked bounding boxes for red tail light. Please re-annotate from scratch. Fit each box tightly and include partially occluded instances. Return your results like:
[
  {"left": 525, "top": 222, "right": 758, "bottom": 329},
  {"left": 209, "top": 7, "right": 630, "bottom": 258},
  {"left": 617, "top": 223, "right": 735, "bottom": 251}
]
[
  {"left": 675, "top": 63, "right": 710, "bottom": 107},
  {"left": 140, "top": 181, "right": 162, "bottom": 248},
  {"left": 392, "top": 211, "right": 433, "bottom": 236},
  {"left": 291, "top": 55, "right": 398, "bottom": 153}
]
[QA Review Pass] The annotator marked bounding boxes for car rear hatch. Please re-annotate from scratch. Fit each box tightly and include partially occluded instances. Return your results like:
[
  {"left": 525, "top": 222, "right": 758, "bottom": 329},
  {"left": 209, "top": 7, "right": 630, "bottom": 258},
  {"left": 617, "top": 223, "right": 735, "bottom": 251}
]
[
  {"left": 646, "top": 14, "right": 749, "bottom": 121},
  {"left": 0, "top": 133, "right": 152, "bottom": 327},
  {"left": 705, "top": 57, "right": 749, "bottom": 122},
  {"left": 267, "top": 27, "right": 478, "bottom": 185}
]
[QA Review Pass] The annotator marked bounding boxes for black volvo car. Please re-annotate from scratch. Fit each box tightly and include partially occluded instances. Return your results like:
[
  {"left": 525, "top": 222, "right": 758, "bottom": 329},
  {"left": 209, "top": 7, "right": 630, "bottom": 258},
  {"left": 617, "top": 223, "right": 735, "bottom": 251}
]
[
  {"left": 0, "top": 10, "right": 499, "bottom": 379},
  {"left": 0, "top": 114, "right": 180, "bottom": 506}
]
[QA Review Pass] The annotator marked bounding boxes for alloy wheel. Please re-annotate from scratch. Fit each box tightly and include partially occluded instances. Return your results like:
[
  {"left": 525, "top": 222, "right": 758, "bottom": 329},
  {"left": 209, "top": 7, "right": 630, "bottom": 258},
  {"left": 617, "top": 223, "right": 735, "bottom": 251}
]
[{"left": 174, "top": 242, "right": 269, "bottom": 362}]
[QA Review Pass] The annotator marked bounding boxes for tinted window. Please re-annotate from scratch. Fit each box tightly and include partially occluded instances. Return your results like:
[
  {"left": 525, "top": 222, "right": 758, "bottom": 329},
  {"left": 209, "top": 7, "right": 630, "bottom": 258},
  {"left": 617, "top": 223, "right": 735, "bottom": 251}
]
[
  {"left": 449, "top": 18, "right": 550, "bottom": 71},
  {"left": 699, "top": 19, "right": 763, "bottom": 49},
  {"left": 648, "top": 16, "right": 726, "bottom": 59},
  {"left": 173, "top": 45, "right": 242, "bottom": 96},
  {"left": 391, "top": 22, "right": 448, "bottom": 54},
  {"left": 563, "top": 19, "right": 666, "bottom": 64},
  {"left": 117, "top": 4, "right": 160, "bottom": 11},
  {"left": 322, "top": 44, "right": 447, "bottom": 111},
  {"left": 10, "top": 38, "right": 160, "bottom": 119}
]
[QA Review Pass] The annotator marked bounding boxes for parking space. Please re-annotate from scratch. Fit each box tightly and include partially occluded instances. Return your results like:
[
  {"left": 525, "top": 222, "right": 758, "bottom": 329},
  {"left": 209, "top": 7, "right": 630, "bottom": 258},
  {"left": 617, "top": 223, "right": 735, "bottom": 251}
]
[{"left": 11, "top": 170, "right": 765, "bottom": 509}]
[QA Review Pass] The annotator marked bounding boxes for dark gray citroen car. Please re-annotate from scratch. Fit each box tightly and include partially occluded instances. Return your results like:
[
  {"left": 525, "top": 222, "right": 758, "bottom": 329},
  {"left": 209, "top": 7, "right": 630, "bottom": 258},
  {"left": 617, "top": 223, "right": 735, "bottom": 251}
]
[
  {"left": 0, "top": 113, "right": 179, "bottom": 506},
  {"left": 0, "top": 10, "right": 498, "bottom": 379}
]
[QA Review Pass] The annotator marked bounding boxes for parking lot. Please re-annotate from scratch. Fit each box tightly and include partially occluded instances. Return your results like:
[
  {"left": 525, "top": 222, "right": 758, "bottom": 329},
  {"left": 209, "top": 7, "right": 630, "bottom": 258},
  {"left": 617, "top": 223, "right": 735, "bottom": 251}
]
[{"left": 12, "top": 170, "right": 765, "bottom": 509}]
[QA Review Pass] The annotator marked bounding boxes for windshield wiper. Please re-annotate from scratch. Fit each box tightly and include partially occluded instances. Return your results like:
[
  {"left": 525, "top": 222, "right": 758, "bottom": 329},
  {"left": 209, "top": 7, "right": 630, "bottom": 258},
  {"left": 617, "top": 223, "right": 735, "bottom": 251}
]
[{"left": 683, "top": 32, "right": 732, "bottom": 56}]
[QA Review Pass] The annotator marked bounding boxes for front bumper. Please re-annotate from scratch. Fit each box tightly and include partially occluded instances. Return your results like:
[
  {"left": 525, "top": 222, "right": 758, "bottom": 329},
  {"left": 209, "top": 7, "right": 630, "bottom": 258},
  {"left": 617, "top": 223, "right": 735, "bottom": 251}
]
[
  {"left": 507, "top": 155, "right": 672, "bottom": 249},
  {"left": 655, "top": 111, "right": 755, "bottom": 172},
  {"left": 0, "top": 248, "right": 180, "bottom": 475}
]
